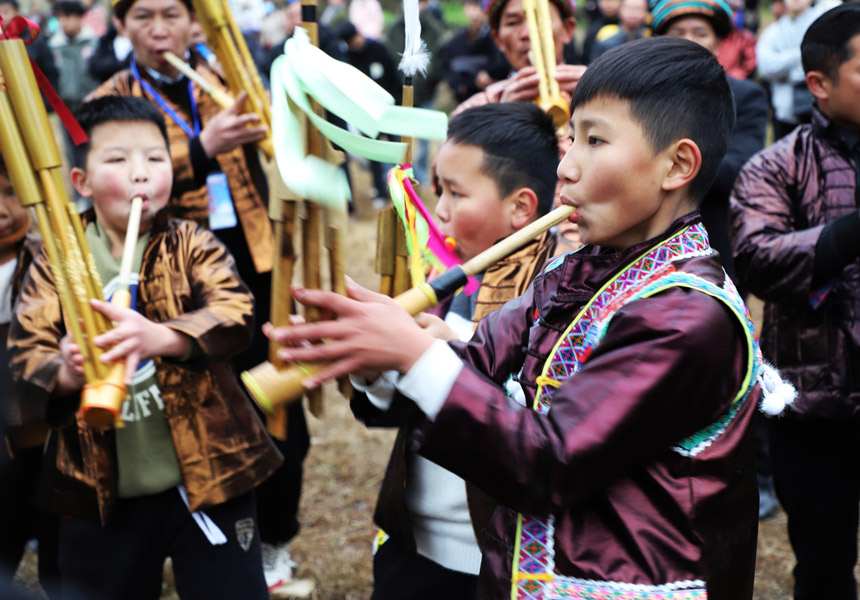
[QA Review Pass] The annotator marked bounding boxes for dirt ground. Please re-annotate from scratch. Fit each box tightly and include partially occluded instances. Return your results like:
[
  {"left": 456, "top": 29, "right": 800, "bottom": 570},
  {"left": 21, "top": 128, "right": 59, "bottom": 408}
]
[{"left": 11, "top": 166, "right": 858, "bottom": 600}]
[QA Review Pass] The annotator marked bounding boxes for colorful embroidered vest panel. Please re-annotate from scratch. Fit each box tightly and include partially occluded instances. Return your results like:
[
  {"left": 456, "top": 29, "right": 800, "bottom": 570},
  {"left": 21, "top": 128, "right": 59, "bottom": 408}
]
[{"left": 511, "top": 224, "right": 761, "bottom": 600}]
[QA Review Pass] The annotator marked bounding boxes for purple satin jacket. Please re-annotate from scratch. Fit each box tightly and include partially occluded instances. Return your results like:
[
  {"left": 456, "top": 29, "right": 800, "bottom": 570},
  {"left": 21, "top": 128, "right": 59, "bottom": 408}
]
[
  {"left": 415, "top": 214, "right": 759, "bottom": 600},
  {"left": 731, "top": 107, "right": 860, "bottom": 419}
]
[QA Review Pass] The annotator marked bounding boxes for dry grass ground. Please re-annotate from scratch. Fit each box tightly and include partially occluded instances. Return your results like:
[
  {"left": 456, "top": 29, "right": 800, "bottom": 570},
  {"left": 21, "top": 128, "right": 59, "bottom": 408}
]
[{"left": 11, "top": 168, "right": 859, "bottom": 599}]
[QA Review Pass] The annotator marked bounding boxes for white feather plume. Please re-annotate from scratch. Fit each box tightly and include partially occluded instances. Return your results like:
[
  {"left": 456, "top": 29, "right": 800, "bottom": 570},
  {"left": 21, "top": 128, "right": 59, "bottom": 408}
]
[{"left": 399, "top": 0, "right": 430, "bottom": 78}]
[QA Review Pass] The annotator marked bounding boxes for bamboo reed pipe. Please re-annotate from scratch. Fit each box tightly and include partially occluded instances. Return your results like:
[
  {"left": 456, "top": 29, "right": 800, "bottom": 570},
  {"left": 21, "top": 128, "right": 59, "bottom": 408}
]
[{"left": 241, "top": 204, "right": 576, "bottom": 411}]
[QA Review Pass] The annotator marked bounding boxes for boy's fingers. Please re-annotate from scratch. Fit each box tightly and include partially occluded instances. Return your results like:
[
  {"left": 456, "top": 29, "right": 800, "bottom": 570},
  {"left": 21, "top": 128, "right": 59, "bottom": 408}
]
[
  {"left": 345, "top": 278, "right": 392, "bottom": 304},
  {"left": 124, "top": 352, "right": 140, "bottom": 384},
  {"left": 94, "top": 327, "right": 124, "bottom": 348},
  {"left": 268, "top": 320, "right": 338, "bottom": 345},
  {"left": 302, "top": 358, "right": 363, "bottom": 390},
  {"left": 275, "top": 336, "right": 349, "bottom": 362},
  {"left": 99, "top": 338, "right": 137, "bottom": 364},
  {"left": 291, "top": 285, "right": 359, "bottom": 315},
  {"left": 91, "top": 298, "right": 125, "bottom": 322}
]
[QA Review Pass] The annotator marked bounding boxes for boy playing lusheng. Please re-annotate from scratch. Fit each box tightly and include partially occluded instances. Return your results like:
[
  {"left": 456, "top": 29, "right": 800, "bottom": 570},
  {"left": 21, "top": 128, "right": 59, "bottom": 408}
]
[
  {"left": 8, "top": 96, "right": 281, "bottom": 600},
  {"left": 350, "top": 102, "right": 559, "bottom": 600},
  {"left": 94, "top": 2, "right": 311, "bottom": 583},
  {"left": 268, "top": 37, "right": 792, "bottom": 600},
  {"left": 730, "top": 5, "right": 860, "bottom": 598}
]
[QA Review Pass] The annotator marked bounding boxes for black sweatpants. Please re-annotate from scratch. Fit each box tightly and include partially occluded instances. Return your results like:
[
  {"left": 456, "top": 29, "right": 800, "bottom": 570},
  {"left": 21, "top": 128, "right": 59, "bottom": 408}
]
[
  {"left": 0, "top": 444, "right": 60, "bottom": 598},
  {"left": 371, "top": 536, "right": 479, "bottom": 600},
  {"left": 58, "top": 488, "right": 267, "bottom": 600},
  {"left": 767, "top": 417, "right": 860, "bottom": 600}
]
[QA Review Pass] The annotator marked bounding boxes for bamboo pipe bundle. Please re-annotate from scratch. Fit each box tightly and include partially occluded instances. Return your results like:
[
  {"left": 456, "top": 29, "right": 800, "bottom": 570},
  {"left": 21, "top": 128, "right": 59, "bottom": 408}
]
[
  {"left": 0, "top": 39, "right": 131, "bottom": 428},
  {"left": 253, "top": 0, "right": 350, "bottom": 420},
  {"left": 187, "top": 0, "right": 274, "bottom": 158},
  {"left": 523, "top": 0, "right": 570, "bottom": 128}
]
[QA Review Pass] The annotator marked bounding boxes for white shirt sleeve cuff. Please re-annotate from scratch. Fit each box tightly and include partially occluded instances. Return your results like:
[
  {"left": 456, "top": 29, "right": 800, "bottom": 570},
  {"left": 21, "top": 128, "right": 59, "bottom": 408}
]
[
  {"left": 349, "top": 371, "right": 399, "bottom": 411},
  {"left": 396, "top": 339, "right": 463, "bottom": 421}
]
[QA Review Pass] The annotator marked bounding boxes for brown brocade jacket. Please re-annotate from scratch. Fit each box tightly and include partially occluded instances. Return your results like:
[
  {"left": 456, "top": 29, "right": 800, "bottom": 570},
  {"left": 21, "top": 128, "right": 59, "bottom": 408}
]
[
  {"left": 8, "top": 213, "right": 282, "bottom": 522},
  {"left": 351, "top": 230, "right": 558, "bottom": 551},
  {"left": 89, "top": 51, "right": 274, "bottom": 274}
]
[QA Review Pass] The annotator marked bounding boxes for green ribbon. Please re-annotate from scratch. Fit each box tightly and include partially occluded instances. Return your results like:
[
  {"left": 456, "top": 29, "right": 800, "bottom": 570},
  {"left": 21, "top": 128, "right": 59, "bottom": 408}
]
[{"left": 270, "top": 28, "right": 448, "bottom": 210}]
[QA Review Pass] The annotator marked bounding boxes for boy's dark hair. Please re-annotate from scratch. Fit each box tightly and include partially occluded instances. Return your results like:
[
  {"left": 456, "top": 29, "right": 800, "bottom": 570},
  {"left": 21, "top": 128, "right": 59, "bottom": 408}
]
[
  {"left": 802, "top": 3, "right": 860, "bottom": 82},
  {"left": 73, "top": 96, "right": 170, "bottom": 168},
  {"left": 54, "top": 0, "right": 86, "bottom": 16},
  {"left": 0, "top": 0, "right": 19, "bottom": 11},
  {"left": 572, "top": 37, "right": 735, "bottom": 204},
  {"left": 444, "top": 103, "right": 559, "bottom": 216}
]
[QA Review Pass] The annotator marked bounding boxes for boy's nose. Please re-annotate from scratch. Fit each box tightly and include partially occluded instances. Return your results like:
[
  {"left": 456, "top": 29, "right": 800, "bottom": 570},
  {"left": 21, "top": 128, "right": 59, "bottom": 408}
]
[
  {"left": 557, "top": 149, "right": 580, "bottom": 182},
  {"left": 131, "top": 159, "right": 150, "bottom": 182},
  {"left": 434, "top": 197, "right": 450, "bottom": 223}
]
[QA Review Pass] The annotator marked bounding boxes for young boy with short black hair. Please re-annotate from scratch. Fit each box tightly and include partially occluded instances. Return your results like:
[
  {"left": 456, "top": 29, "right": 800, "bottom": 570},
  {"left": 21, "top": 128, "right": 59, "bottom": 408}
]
[
  {"left": 9, "top": 95, "right": 281, "bottom": 600},
  {"left": 269, "top": 37, "right": 792, "bottom": 600},
  {"left": 350, "top": 101, "right": 559, "bottom": 600},
  {"left": 731, "top": 5, "right": 860, "bottom": 598}
]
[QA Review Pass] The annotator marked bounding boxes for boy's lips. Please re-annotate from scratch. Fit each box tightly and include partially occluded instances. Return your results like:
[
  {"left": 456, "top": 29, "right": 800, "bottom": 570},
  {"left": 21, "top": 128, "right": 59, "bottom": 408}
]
[
  {"left": 132, "top": 194, "right": 150, "bottom": 211},
  {"left": 560, "top": 198, "right": 579, "bottom": 222}
]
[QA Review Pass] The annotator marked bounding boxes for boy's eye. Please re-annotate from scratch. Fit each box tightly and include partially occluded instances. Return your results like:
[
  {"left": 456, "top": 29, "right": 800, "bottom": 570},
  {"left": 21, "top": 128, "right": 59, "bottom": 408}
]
[
  {"left": 107, "top": 157, "right": 126, "bottom": 163},
  {"left": 588, "top": 137, "right": 604, "bottom": 146}
]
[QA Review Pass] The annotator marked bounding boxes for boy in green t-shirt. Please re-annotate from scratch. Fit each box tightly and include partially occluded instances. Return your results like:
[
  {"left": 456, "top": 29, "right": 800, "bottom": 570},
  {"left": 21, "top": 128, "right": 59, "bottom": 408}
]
[{"left": 9, "top": 95, "right": 280, "bottom": 600}]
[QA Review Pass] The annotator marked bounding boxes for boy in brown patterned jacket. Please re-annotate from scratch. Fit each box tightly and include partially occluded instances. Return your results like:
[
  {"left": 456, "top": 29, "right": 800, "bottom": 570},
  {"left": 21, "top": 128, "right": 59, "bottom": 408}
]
[
  {"left": 90, "top": 0, "right": 311, "bottom": 588},
  {"left": 9, "top": 96, "right": 280, "bottom": 600}
]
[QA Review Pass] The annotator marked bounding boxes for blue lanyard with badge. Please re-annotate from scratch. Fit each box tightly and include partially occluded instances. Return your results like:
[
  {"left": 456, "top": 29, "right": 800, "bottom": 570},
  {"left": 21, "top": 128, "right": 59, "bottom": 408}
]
[{"left": 131, "top": 58, "right": 238, "bottom": 230}]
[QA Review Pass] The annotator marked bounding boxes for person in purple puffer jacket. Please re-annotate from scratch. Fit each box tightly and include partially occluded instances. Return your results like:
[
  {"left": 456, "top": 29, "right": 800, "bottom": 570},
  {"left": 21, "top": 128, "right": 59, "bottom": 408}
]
[{"left": 730, "top": 5, "right": 860, "bottom": 600}]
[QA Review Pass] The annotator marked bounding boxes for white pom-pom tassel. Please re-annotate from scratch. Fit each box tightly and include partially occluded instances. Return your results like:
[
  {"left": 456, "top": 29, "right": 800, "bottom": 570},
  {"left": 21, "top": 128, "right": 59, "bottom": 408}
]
[{"left": 757, "top": 362, "right": 796, "bottom": 416}]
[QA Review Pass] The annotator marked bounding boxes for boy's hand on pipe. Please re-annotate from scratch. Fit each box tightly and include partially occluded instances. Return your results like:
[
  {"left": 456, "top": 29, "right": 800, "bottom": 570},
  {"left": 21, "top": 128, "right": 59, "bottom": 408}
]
[
  {"left": 414, "top": 312, "right": 458, "bottom": 342},
  {"left": 265, "top": 280, "right": 435, "bottom": 389},
  {"left": 90, "top": 299, "right": 192, "bottom": 384},
  {"left": 56, "top": 334, "right": 85, "bottom": 395}
]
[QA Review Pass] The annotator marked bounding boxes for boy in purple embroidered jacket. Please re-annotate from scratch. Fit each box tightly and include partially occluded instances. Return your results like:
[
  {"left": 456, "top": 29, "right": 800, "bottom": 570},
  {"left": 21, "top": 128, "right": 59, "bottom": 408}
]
[{"left": 266, "top": 38, "right": 793, "bottom": 600}]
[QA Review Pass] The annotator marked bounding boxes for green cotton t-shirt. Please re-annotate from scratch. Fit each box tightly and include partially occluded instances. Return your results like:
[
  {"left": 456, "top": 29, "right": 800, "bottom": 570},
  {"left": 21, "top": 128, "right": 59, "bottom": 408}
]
[{"left": 85, "top": 221, "right": 183, "bottom": 498}]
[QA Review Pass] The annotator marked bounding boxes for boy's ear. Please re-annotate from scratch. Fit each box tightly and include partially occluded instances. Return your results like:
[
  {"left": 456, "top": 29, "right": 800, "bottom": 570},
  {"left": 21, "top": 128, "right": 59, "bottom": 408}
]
[
  {"left": 506, "top": 187, "right": 539, "bottom": 230},
  {"left": 70, "top": 167, "right": 94, "bottom": 199},
  {"left": 660, "top": 138, "right": 701, "bottom": 193},
  {"left": 806, "top": 70, "right": 830, "bottom": 103},
  {"left": 561, "top": 17, "right": 577, "bottom": 45}
]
